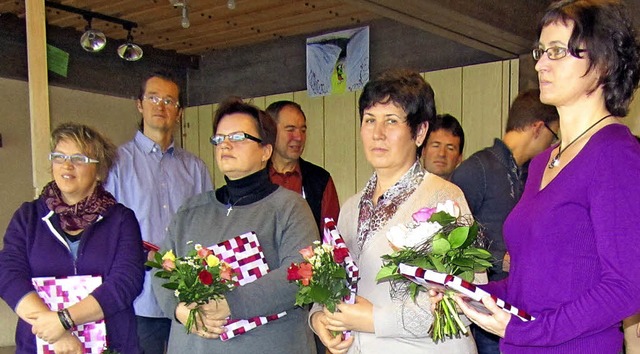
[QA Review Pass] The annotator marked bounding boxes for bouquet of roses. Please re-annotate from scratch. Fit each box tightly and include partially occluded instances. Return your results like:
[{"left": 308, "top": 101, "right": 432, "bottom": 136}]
[
  {"left": 146, "top": 242, "right": 238, "bottom": 334},
  {"left": 375, "top": 200, "right": 492, "bottom": 342},
  {"left": 287, "top": 240, "right": 353, "bottom": 313}
]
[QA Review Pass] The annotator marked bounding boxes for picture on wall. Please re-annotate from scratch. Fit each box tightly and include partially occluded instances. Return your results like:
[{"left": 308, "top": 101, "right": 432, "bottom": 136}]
[{"left": 306, "top": 26, "right": 369, "bottom": 97}]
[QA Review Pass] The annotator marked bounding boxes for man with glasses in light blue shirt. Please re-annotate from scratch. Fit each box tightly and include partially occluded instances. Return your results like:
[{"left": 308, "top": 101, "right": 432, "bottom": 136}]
[{"left": 105, "top": 70, "right": 213, "bottom": 354}]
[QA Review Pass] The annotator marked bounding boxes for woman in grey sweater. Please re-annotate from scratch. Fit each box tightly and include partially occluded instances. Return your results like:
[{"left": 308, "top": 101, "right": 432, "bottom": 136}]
[{"left": 152, "top": 98, "right": 317, "bottom": 354}]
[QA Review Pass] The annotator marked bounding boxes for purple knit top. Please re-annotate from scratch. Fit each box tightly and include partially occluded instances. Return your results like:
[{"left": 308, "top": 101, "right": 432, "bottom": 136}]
[{"left": 483, "top": 124, "right": 640, "bottom": 353}]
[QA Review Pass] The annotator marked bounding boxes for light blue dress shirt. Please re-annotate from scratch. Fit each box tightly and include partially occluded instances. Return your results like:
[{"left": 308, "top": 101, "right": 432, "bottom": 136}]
[{"left": 105, "top": 131, "right": 213, "bottom": 317}]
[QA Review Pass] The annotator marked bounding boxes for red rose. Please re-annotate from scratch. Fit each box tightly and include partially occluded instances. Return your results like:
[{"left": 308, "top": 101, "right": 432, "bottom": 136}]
[
  {"left": 287, "top": 263, "right": 302, "bottom": 281},
  {"left": 198, "top": 270, "right": 213, "bottom": 285},
  {"left": 298, "top": 262, "right": 313, "bottom": 286},
  {"left": 333, "top": 247, "right": 349, "bottom": 263}
]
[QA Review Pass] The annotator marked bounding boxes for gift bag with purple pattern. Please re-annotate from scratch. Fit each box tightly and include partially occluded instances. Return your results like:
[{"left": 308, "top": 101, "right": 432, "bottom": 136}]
[
  {"left": 32, "top": 275, "right": 107, "bottom": 354},
  {"left": 207, "top": 231, "right": 286, "bottom": 341},
  {"left": 323, "top": 218, "right": 360, "bottom": 339},
  {"left": 398, "top": 264, "right": 534, "bottom": 321}
]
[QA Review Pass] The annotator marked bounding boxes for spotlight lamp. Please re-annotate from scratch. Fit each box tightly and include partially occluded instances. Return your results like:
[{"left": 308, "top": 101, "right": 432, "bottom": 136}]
[
  {"left": 118, "top": 27, "right": 144, "bottom": 61},
  {"left": 44, "top": 1, "right": 141, "bottom": 61},
  {"left": 79, "top": 16, "right": 106, "bottom": 52}
]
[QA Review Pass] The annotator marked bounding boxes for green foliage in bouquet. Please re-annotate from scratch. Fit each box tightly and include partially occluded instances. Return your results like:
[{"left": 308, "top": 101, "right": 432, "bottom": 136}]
[
  {"left": 145, "top": 244, "right": 237, "bottom": 333},
  {"left": 287, "top": 241, "right": 352, "bottom": 313},
  {"left": 375, "top": 203, "right": 493, "bottom": 342}
]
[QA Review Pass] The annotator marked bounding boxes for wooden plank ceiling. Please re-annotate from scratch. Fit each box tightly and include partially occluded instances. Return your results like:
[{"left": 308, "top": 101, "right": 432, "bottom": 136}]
[{"left": 0, "top": 0, "right": 379, "bottom": 55}]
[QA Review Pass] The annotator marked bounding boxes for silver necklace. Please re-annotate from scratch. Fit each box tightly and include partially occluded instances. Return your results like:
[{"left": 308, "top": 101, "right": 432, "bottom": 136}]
[
  {"left": 225, "top": 195, "right": 251, "bottom": 216},
  {"left": 548, "top": 114, "right": 612, "bottom": 169}
]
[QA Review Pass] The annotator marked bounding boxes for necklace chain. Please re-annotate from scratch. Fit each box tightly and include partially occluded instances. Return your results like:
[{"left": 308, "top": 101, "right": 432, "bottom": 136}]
[
  {"left": 226, "top": 194, "right": 251, "bottom": 216},
  {"left": 548, "top": 114, "right": 612, "bottom": 169}
]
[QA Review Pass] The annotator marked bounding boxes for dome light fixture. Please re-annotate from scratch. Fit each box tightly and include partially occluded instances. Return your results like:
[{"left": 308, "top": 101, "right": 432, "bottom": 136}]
[
  {"left": 79, "top": 16, "right": 107, "bottom": 52},
  {"left": 117, "top": 26, "right": 144, "bottom": 61}
]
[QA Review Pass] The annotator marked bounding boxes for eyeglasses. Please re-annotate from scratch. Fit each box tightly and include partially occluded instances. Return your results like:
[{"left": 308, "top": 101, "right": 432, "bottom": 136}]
[
  {"left": 543, "top": 123, "right": 560, "bottom": 144},
  {"left": 210, "top": 131, "right": 263, "bottom": 146},
  {"left": 143, "top": 95, "right": 180, "bottom": 108},
  {"left": 532, "top": 46, "right": 587, "bottom": 61},
  {"left": 49, "top": 152, "right": 99, "bottom": 165}
]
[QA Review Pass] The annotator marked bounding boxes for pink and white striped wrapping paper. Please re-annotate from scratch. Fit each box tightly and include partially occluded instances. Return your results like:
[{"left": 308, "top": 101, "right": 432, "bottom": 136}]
[
  {"left": 398, "top": 263, "right": 534, "bottom": 322},
  {"left": 32, "top": 275, "right": 107, "bottom": 354},
  {"left": 207, "top": 231, "right": 286, "bottom": 341},
  {"left": 323, "top": 218, "right": 360, "bottom": 339}
]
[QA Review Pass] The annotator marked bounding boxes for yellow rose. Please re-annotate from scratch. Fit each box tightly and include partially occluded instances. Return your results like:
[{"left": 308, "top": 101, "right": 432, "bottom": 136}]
[
  {"left": 162, "top": 250, "right": 176, "bottom": 261},
  {"left": 206, "top": 255, "right": 220, "bottom": 267}
]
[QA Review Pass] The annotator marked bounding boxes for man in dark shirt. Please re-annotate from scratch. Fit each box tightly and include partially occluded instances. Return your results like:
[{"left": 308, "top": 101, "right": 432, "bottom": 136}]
[
  {"left": 451, "top": 89, "right": 559, "bottom": 354},
  {"left": 266, "top": 100, "right": 340, "bottom": 232},
  {"left": 421, "top": 113, "right": 464, "bottom": 180}
]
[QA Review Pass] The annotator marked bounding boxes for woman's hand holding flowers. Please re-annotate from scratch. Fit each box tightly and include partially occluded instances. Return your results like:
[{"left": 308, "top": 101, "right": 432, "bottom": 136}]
[
  {"left": 324, "top": 296, "right": 374, "bottom": 333},
  {"left": 177, "top": 299, "right": 230, "bottom": 339},
  {"left": 311, "top": 311, "right": 354, "bottom": 354},
  {"left": 454, "top": 295, "right": 509, "bottom": 338}
]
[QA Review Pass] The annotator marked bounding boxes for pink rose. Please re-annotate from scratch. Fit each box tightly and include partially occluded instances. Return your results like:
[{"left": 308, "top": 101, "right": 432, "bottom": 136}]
[
  {"left": 299, "top": 246, "right": 315, "bottom": 260},
  {"left": 162, "top": 259, "right": 176, "bottom": 271},
  {"left": 298, "top": 262, "right": 313, "bottom": 286},
  {"left": 412, "top": 207, "right": 437, "bottom": 223},
  {"left": 220, "top": 263, "right": 234, "bottom": 281},
  {"left": 197, "top": 248, "right": 213, "bottom": 259}
]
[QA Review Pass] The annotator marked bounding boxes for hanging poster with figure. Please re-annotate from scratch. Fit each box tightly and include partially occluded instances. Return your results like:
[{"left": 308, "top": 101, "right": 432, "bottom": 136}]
[{"left": 306, "top": 26, "right": 369, "bottom": 97}]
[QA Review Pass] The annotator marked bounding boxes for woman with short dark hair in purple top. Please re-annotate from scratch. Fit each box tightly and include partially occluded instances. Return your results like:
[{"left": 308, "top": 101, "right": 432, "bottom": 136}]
[
  {"left": 452, "top": 1, "right": 640, "bottom": 353},
  {"left": 0, "top": 122, "right": 144, "bottom": 353}
]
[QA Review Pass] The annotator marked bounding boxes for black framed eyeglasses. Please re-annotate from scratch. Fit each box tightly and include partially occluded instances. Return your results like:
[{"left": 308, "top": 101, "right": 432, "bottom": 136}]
[
  {"left": 544, "top": 123, "right": 560, "bottom": 144},
  {"left": 532, "top": 46, "right": 587, "bottom": 61},
  {"left": 49, "top": 152, "right": 99, "bottom": 165},
  {"left": 143, "top": 95, "right": 180, "bottom": 108},
  {"left": 210, "top": 131, "right": 263, "bottom": 146}
]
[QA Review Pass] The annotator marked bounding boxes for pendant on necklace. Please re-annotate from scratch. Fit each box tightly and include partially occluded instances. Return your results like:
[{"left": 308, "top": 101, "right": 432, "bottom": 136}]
[
  {"left": 548, "top": 155, "right": 560, "bottom": 169},
  {"left": 226, "top": 205, "right": 233, "bottom": 216}
]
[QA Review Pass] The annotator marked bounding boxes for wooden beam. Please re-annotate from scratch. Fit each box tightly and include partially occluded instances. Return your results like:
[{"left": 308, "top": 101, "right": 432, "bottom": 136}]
[
  {"left": 343, "top": 0, "right": 531, "bottom": 58},
  {"left": 25, "top": 0, "right": 51, "bottom": 196}
]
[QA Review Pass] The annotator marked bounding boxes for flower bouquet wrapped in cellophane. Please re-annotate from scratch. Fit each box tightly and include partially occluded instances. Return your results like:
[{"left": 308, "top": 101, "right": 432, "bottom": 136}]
[
  {"left": 375, "top": 201, "right": 492, "bottom": 342},
  {"left": 146, "top": 242, "right": 238, "bottom": 334}
]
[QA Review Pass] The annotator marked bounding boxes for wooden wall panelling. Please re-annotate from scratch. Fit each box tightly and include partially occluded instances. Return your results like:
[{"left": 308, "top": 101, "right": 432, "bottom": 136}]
[
  {"left": 197, "top": 104, "right": 215, "bottom": 185},
  {"left": 424, "top": 67, "right": 463, "bottom": 121},
  {"left": 249, "top": 96, "right": 267, "bottom": 110},
  {"left": 265, "top": 93, "right": 295, "bottom": 108},
  {"left": 502, "top": 59, "right": 519, "bottom": 132},
  {"left": 324, "top": 91, "right": 358, "bottom": 204},
  {"left": 462, "top": 61, "right": 504, "bottom": 155},
  {"left": 182, "top": 106, "right": 200, "bottom": 156},
  {"left": 625, "top": 91, "right": 640, "bottom": 134},
  {"left": 353, "top": 89, "right": 374, "bottom": 193},
  {"left": 294, "top": 91, "right": 325, "bottom": 167}
]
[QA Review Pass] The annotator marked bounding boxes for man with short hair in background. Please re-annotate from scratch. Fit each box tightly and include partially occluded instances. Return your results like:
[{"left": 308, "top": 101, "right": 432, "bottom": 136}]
[
  {"left": 421, "top": 113, "right": 464, "bottom": 180},
  {"left": 266, "top": 101, "right": 340, "bottom": 235},
  {"left": 105, "top": 71, "right": 213, "bottom": 354},
  {"left": 451, "top": 89, "right": 559, "bottom": 354}
]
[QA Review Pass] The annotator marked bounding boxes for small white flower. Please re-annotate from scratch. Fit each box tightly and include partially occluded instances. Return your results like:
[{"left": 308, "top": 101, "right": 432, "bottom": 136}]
[
  {"left": 194, "top": 244, "right": 203, "bottom": 251},
  {"left": 174, "top": 290, "right": 180, "bottom": 298},
  {"left": 436, "top": 200, "right": 460, "bottom": 218}
]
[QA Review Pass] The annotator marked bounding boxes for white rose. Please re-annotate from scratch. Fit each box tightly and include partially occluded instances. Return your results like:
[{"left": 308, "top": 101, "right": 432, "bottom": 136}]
[
  {"left": 405, "top": 221, "right": 442, "bottom": 247},
  {"left": 436, "top": 200, "right": 460, "bottom": 218},
  {"left": 387, "top": 224, "right": 410, "bottom": 248}
]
